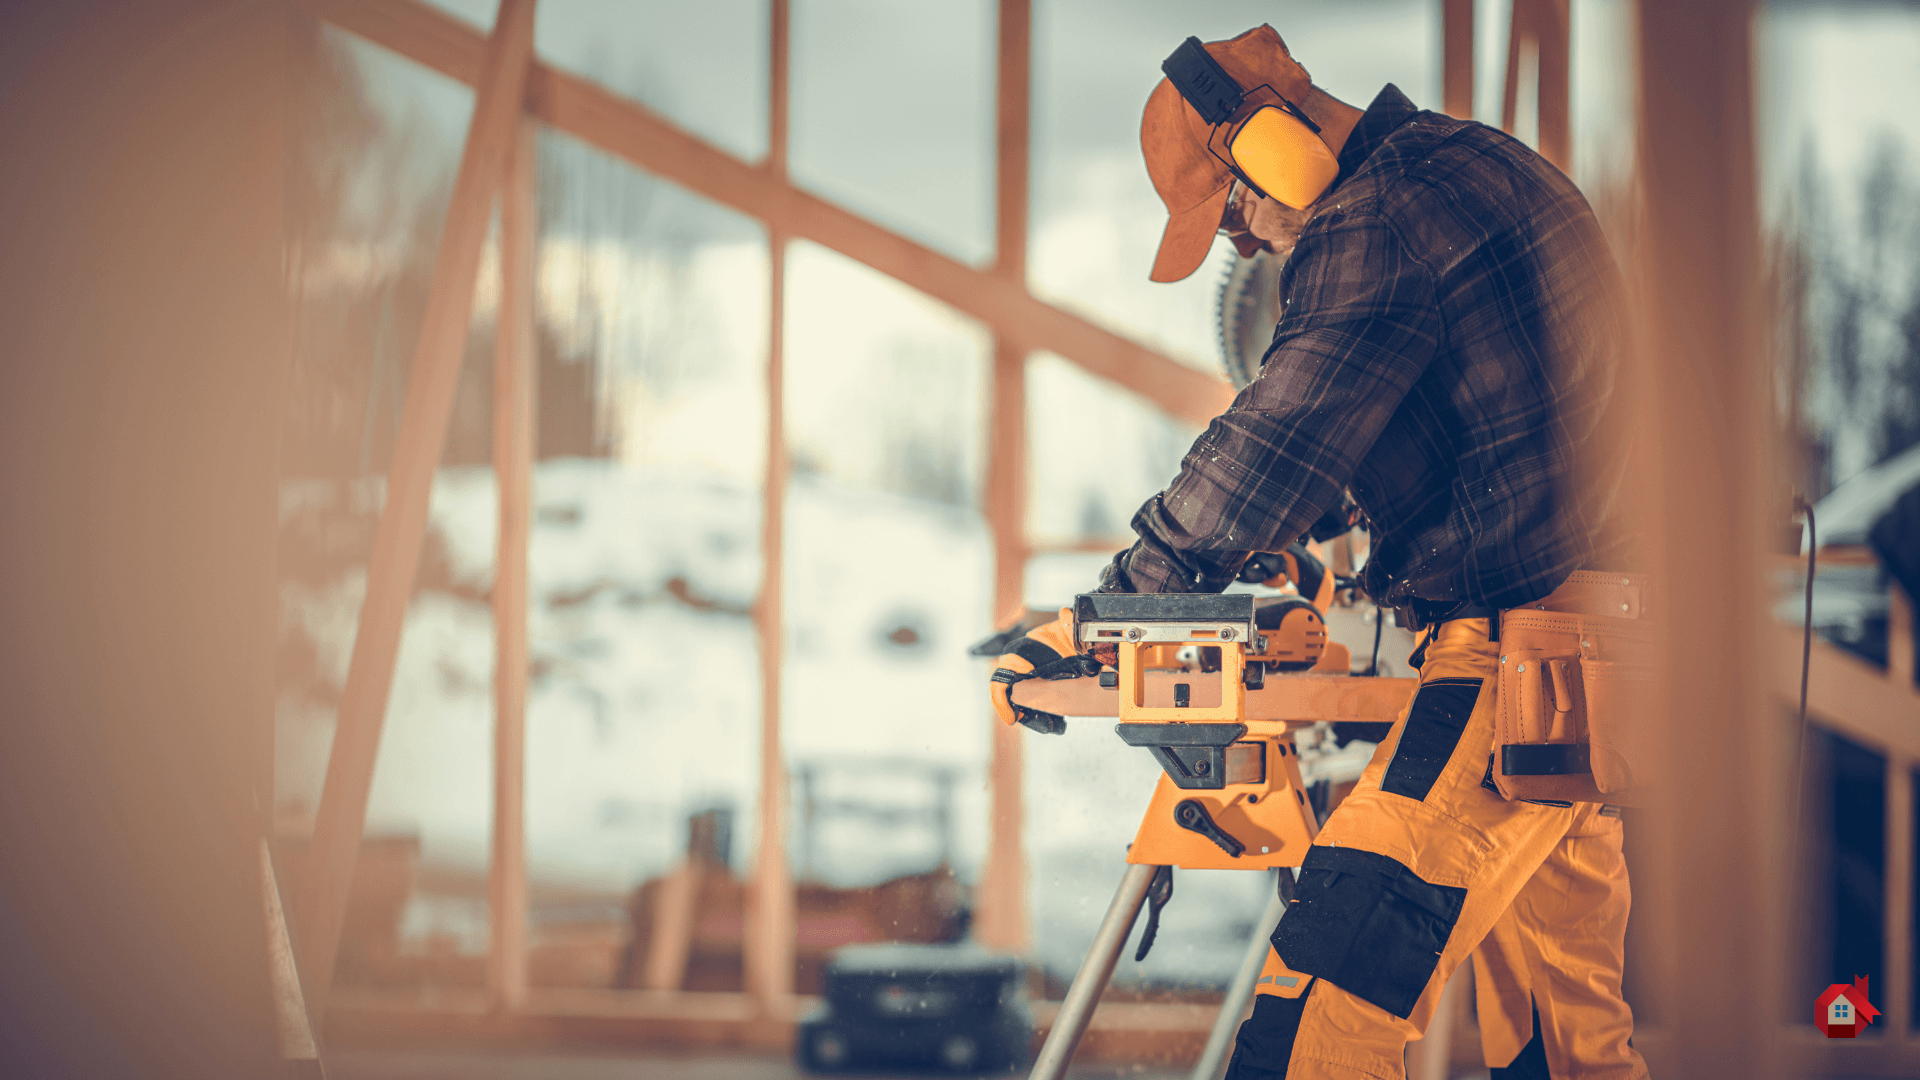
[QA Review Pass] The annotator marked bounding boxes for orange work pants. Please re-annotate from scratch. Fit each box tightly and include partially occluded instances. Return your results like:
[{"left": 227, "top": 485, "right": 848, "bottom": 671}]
[{"left": 1227, "top": 616, "right": 1646, "bottom": 1080}]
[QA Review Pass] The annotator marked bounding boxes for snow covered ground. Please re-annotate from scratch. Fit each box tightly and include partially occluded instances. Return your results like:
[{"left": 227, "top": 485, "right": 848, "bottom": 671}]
[{"left": 278, "top": 459, "right": 1406, "bottom": 986}]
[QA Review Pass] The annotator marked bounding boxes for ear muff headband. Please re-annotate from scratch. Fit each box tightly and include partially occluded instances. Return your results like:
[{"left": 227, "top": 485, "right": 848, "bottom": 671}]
[
  {"left": 1162, "top": 37, "right": 1244, "bottom": 124},
  {"left": 1162, "top": 36, "right": 1339, "bottom": 210}
]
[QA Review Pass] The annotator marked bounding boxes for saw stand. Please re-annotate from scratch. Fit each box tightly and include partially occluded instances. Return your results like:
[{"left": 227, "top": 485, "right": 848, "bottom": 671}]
[
  {"left": 1010, "top": 593, "right": 1404, "bottom": 1080},
  {"left": 1030, "top": 862, "right": 1296, "bottom": 1080}
]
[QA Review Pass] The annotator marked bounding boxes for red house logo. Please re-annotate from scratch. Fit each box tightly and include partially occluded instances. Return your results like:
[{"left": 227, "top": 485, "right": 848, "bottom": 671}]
[{"left": 1815, "top": 976, "right": 1880, "bottom": 1037}]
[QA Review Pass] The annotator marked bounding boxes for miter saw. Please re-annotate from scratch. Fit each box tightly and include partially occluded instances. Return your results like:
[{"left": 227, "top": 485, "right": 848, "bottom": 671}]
[
  {"left": 980, "top": 577, "right": 1410, "bottom": 1080},
  {"left": 994, "top": 252, "right": 1414, "bottom": 1080}
]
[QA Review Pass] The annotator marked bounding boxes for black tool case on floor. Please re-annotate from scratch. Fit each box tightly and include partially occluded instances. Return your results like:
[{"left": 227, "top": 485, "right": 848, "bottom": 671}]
[{"left": 796, "top": 943, "right": 1030, "bottom": 1075}]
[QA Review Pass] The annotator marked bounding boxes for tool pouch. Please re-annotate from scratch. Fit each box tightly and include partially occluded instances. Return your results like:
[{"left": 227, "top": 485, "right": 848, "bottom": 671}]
[{"left": 1491, "top": 573, "right": 1662, "bottom": 805}]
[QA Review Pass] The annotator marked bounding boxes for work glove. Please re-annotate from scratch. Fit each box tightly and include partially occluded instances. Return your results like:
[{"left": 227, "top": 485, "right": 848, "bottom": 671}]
[
  {"left": 987, "top": 608, "right": 1100, "bottom": 735},
  {"left": 1237, "top": 541, "right": 1331, "bottom": 610}
]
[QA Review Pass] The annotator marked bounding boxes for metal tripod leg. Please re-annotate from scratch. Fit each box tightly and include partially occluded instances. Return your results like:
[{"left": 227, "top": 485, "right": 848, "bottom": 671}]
[
  {"left": 1027, "top": 861, "right": 1162, "bottom": 1080},
  {"left": 1189, "top": 868, "right": 1295, "bottom": 1080}
]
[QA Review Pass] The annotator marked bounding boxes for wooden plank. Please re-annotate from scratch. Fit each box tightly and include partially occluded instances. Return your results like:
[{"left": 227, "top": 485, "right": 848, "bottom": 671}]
[
  {"left": 1498, "top": 0, "right": 1569, "bottom": 171},
  {"left": 976, "top": 0, "right": 1033, "bottom": 955},
  {"left": 325, "top": 989, "right": 1232, "bottom": 1061},
  {"left": 1013, "top": 673, "right": 1417, "bottom": 723},
  {"left": 325, "top": 987, "right": 793, "bottom": 1052},
  {"left": 298, "top": 0, "right": 538, "bottom": 1009},
  {"left": 1769, "top": 546, "right": 1882, "bottom": 572},
  {"left": 993, "top": 0, "right": 1031, "bottom": 284},
  {"left": 1770, "top": 627, "right": 1920, "bottom": 762},
  {"left": 641, "top": 860, "right": 704, "bottom": 992},
  {"left": 744, "top": 0, "right": 796, "bottom": 1014},
  {"left": 1534, "top": 0, "right": 1571, "bottom": 172},
  {"left": 1815, "top": 544, "right": 1883, "bottom": 568},
  {"left": 305, "top": 0, "right": 1233, "bottom": 430},
  {"left": 978, "top": 337, "right": 1030, "bottom": 953},
  {"left": 487, "top": 115, "right": 536, "bottom": 1012},
  {"left": 1885, "top": 758, "right": 1912, "bottom": 1040},
  {"left": 1442, "top": 0, "right": 1475, "bottom": 120},
  {"left": 261, "top": 841, "right": 323, "bottom": 1069},
  {"left": 1633, "top": 3, "right": 1782, "bottom": 1077},
  {"left": 1501, "top": 0, "right": 1526, "bottom": 135}
]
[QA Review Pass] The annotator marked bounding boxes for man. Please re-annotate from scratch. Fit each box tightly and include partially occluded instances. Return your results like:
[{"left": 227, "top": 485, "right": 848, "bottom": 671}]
[{"left": 988, "top": 24, "right": 1646, "bottom": 1080}]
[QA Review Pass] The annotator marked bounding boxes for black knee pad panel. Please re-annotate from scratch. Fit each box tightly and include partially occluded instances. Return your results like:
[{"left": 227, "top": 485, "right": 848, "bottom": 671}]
[
  {"left": 1222, "top": 991, "right": 1311, "bottom": 1080},
  {"left": 1270, "top": 846, "right": 1467, "bottom": 1019}
]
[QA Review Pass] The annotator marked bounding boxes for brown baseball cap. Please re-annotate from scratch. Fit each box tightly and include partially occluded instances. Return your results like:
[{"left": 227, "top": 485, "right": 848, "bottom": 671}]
[{"left": 1141, "top": 25, "right": 1314, "bottom": 283}]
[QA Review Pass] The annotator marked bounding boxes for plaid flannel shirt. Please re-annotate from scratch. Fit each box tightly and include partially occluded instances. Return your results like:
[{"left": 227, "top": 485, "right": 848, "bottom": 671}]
[{"left": 1101, "top": 85, "right": 1632, "bottom": 612}]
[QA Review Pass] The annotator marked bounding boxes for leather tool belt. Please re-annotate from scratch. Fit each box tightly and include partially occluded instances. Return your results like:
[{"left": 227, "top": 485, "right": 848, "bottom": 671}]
[{"left": 1490, "top": 571, "right": 1662, "bottom": 806}]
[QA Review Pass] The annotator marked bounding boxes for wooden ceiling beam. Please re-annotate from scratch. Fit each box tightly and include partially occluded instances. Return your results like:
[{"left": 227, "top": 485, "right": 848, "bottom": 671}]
[{"left": 306, "top": 0, "right": 1233, "bottom": 429}]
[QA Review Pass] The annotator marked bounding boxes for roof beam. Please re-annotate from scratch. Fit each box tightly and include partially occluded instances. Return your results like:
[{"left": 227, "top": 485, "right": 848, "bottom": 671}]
[{"left": 306, "top": 0, "right": 1233, "bottom": 429}]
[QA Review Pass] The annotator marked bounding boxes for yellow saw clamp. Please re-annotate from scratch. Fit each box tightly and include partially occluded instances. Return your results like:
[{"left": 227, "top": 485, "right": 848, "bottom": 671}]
[{"left": 1010, "top": 587, "right": 1411, "bottom": 1080}]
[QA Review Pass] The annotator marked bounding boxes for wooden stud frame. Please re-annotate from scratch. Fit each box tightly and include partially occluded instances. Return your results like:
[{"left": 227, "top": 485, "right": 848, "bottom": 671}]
[
  {"left": 304, "top": 0, "right": 1231, "bottom": 430},
  {"left": 290, "top": 1, "right": 1920, "bottom": 1070},
  {"left": 297, "top": 0, "right": 538, "bottom": 1009},
  {"left": 977, "top": 0, "right": 1033, "bottom": 955},
  {"left": 1442, "top": 0, "right": 1475, "bottom": 121},
  {"left": 744, "top": 0, "right": 797, "bottom": 1013},
  {"left": 486, "top": 115, "right": 537, "bottom": 1011},
  {"left": 1633, "top": 2, "right": 1782, "bottom": 1075},
  {"left": 289, "top": 0, "right": 1586, "bottom": 1037},
  {"left": 1500, "top": 0, "right": 1571, "bottom": 172}
]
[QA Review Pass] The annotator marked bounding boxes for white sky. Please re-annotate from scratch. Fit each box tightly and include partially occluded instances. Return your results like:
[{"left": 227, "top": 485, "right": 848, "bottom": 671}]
[{"left": 1759, "top": 3, "right": 1920, "bottom": 218}]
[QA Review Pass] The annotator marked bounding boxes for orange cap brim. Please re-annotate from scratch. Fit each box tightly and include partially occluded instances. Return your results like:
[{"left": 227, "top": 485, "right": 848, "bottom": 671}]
[{"left": 1149, "top": 179, "right": 1231, "bottom": 283}]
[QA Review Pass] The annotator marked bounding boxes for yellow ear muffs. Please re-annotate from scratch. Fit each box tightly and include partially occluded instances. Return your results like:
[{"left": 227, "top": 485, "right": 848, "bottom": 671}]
[{"left": 1228, "top": 106, "right": 1340, "bottom": 210}]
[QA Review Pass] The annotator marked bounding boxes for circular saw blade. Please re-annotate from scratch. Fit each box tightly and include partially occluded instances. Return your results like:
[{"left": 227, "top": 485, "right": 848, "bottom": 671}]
[{"left": 1214, "top": 250, "right": 1287, "bottom": 389}]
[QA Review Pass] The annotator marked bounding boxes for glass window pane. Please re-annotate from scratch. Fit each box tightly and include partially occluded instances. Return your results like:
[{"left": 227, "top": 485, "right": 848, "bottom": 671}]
[
  {"left": 1030, "top": 0, "right": 1436, "bottom": 371},
  {"left": 536, "top": 0, "right": 771, "bottom": 162},
  {"left": 1570, "top": 0, "right": 1636, "bottom": 194},
  {"left": 1025, "top": 351, "right": 1199, "bottom": 548},
  {"left": 790, "top": 0, "right": 996, "bottom": 264},
  {"left": 781, "top": 240, "right": 993, "bottom": 986},
  {"left": 784, "top": 242, "right": 988, "bottom": 504},
  {"left": 418, "top": 0, "right": 772, "bottom": 161},
  {"left": 525, "top": 129, "right": 770, "bottom": 989},
  {"left": 1758, "top": 4, "right": 1920, "bottom": 492},
  {"left": 419, "top": 0, "right": 500, "bottom": 31},
  {"left": 1473, "top": 0, "right": 1511, "bottom": 123},
  {"left": 282, "top": 24, "right": 497, "bottom": 984}
]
